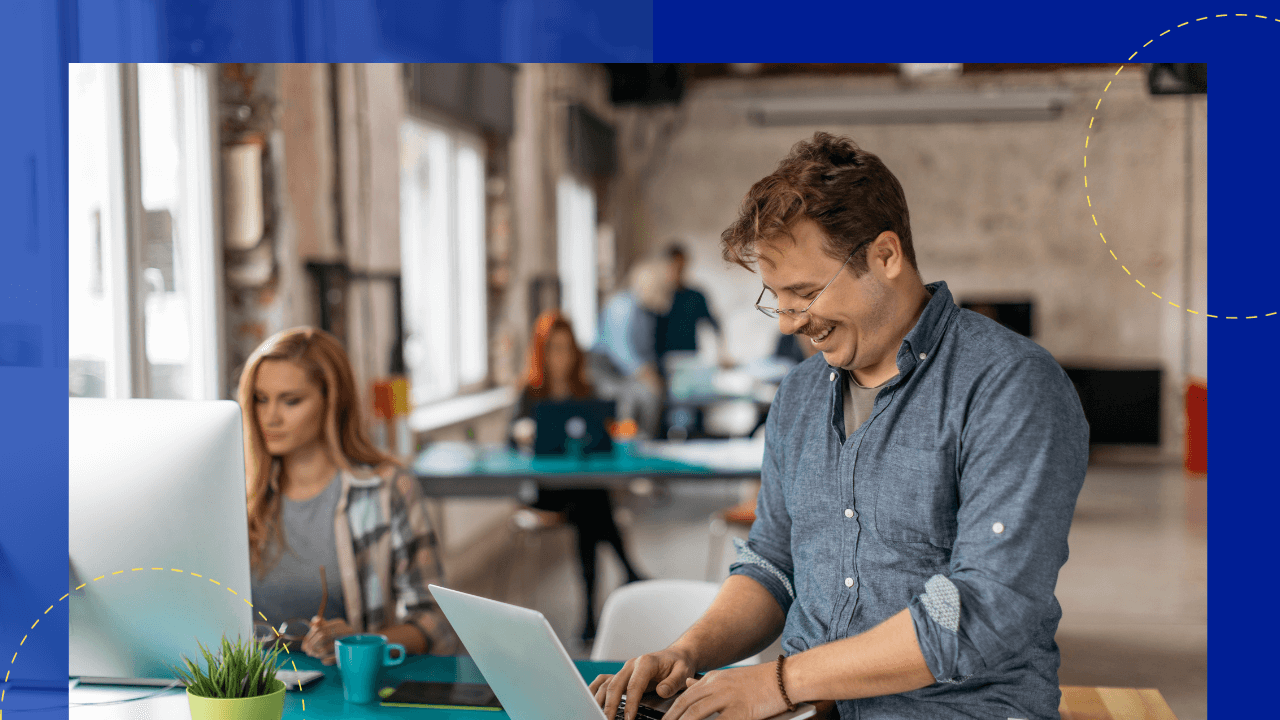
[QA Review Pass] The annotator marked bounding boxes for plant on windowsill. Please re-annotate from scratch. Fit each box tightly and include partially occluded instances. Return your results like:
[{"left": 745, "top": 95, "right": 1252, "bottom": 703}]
[{"left": 172, "top": 635, "right": 287, "bottom": 720}]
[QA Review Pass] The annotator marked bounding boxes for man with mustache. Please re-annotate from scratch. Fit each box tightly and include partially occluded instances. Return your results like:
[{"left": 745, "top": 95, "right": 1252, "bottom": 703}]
[{"left": 591, "top": 132, "right": 1090, "bottom": 720}]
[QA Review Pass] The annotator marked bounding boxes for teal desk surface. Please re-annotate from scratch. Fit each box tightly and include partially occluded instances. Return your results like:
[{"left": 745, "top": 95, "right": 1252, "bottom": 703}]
[
  {"left": 280, "top": 654, "right": 624, "bottom": 718},
  {"left": 413, "top": 439, "right": 764, "bottom": 496}
]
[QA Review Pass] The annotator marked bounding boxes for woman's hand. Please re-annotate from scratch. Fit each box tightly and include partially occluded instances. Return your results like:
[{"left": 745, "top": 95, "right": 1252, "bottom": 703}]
[
  {"left": 662, "top": 663, "right": 788, "bottom": 720},
  {"left": 301, "top": 616, "right": 356, "bottom": 665},
  {"left": 512, "top": 417, "right": 537, "bottom": 451}
]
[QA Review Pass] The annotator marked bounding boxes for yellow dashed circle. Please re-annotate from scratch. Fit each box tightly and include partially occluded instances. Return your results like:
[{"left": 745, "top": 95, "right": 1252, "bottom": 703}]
[
  {"left": 1089, "top": 13, "right": 1277, "bottom": 319},
  {"left": 2, "top": 567, "right": 308, "bottom": 717}
]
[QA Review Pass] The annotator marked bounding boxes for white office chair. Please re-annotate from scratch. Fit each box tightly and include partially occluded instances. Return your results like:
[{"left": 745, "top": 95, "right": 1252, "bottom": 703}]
[{"left": 590, "top": 579, "right": 781, "bottom": 666}]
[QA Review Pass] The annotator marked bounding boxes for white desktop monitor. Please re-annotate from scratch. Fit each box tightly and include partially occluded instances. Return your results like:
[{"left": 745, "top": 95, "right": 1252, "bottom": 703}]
[{"left": 69, "top": 398, "right": 254, "bottom": 684}]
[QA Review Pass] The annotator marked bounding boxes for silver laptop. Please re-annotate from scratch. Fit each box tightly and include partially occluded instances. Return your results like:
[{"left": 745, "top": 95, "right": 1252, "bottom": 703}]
[{"left": 429, "top": 584, "right": 816, "bottom": 720}]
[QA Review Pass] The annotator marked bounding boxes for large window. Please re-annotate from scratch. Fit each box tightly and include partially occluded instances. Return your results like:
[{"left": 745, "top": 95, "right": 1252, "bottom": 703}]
[
  {"left": 68, "top": 63, "right": 219, "bottom": 400},
  {"left": 556, "top": 175, "right": 597, "bottom": 349},
  {"left": 400, "top": 118, "right": 488, "bottom": 405}
]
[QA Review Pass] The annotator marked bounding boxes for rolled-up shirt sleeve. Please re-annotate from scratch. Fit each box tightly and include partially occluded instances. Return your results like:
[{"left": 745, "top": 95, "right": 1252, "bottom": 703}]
[
  {"left": 729, "top": 378, "right": 796, "bottom": 616},
  {"left": 909, "top": 354, "right": 1089, "bottom": 683}
]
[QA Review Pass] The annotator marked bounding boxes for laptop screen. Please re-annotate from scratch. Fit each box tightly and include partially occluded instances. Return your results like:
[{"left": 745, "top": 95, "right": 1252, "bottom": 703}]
[{"left": 532, "top": 399, "right": 616, "bottom": 456}]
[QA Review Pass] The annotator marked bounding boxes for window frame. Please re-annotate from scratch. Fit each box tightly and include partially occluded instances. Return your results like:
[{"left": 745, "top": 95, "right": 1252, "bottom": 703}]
[
  {"left": 398, "top": 112, "right": 490, "bottom": 408},
  {"left": 68, "top": 63, "right": 222, "bottom": 400},
  {"left": 556, "top": 173, "right": 598, "bottom": 350}
]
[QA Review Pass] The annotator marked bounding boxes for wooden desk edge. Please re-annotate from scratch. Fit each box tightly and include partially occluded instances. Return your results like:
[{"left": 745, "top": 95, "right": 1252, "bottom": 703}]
[{"left": 1059, "top": 686, "right": 1178, "bottom": 720}]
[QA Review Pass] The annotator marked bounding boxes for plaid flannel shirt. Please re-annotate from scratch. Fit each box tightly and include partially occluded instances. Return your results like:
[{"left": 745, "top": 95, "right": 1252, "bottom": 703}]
[{"left": 332, "top": 465, "right": 458, "bottom": 654}]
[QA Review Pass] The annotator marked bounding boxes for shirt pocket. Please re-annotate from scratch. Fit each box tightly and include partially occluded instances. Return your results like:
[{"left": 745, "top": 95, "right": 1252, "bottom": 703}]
[{"left": 873, "top": 443, "right": 959, "bottom": 548}]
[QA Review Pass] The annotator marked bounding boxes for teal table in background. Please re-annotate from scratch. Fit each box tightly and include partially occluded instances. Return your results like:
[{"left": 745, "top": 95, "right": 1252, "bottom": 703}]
[
  {"left": 412, "top": 439, "right": 765, "bottom": 498},
  {"left": 280, "top": 654, "right": 624, "bottom": 718}
]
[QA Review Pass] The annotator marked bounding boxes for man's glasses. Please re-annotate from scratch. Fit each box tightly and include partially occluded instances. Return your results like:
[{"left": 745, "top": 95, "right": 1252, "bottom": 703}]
[{"left": 755, "top": 250, "right": 858, "bottom": 320}]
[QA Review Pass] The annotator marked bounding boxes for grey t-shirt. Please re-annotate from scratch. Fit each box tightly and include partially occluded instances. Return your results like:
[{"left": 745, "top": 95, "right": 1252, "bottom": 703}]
[
  {"left": 250, "top": 472, "right": 348, "bottom": 626},
  {"left": 843, "top": 373, "right": 885, "bottom": 439}
]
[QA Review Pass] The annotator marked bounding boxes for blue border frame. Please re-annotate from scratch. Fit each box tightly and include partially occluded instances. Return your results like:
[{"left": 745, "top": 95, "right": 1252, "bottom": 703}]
[{"left": 1, "top": 0, "right": 1249, "bottom": 716}]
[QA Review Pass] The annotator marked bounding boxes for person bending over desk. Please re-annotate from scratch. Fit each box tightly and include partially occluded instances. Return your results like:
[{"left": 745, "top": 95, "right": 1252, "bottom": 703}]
[
  {"left": 587, "top": 259, "right": 676, "bottom": 439},
  {"left": 512, "top": 311, "right": 648, "bottom": 643},
  {"left": 590, "top": 133, "right": 1089, "bottom": 720},
  {"left": 240, "top": 327, "right": 458, "bottom": 664}
]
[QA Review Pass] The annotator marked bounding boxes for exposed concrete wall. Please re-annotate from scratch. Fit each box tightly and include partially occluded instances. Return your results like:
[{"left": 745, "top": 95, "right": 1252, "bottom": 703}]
[
  {"left": 279, "top": 64, "right": 339, "bottom": 263},
  {"left": 501, "top": 63, "right": 614, "bottom": 379},
  {"left": 219, "top": 63, "right": 318, "bottom": 393},
  {"left": 506, "top": 63, "right": 551, "bottom": 367},
  {"left": 630, "top": 69, "right": 1207, "bottom": 457},
  {"left": 221, "top": 63, "right": 406, "bottom": 401},
  {"left": 334, "top": 63, "right": 404, "bottom": 404},
  {"left": 1187, "top": 97, "right": 1207, "bottom": 383},
  {"left": 540, "top": 64, "right": 617, "bottom": 292},
  {"left": 610, "top": 102, "right": 686, "bottom": 278}
]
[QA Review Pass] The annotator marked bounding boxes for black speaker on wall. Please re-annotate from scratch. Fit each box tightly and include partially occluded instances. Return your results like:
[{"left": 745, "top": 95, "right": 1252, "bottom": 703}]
[
  {"left": 567, "top": 104, "right": 616, "bottom": 177},
  {"left": 604, "top": 63, "right": 685, "bottom": 105},
  {"left": 1148, "top": 63, "right": 1207, "bottom": 95},
  {"left": 1061, "top": 367, "right": 1162, "bottom": 445}
]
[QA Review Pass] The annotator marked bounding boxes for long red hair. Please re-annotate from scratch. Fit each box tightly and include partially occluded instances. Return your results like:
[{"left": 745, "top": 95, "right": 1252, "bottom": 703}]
[
  {"left": 522, "top": 311, "right": 592, "bottom": 399},
  {"left": 236, "top": 326, "right": 394, "bottom": 574}
]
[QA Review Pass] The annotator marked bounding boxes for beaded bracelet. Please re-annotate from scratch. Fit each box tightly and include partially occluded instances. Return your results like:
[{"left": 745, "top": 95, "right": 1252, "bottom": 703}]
[{"left": 775, "top": 654, "right": 797, "bottom": 713}]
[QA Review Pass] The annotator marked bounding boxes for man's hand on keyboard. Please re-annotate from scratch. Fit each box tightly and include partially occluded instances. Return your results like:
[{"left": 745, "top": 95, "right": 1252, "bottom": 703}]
[
  {"left": 590, "top": 648, "right": 698, "bottom": 720},
  {"left": 663, "top": 662, "right": 787, "bottom": 720},
  {"left": 611, "top": 697, "right": 666, "bottom": 720}
]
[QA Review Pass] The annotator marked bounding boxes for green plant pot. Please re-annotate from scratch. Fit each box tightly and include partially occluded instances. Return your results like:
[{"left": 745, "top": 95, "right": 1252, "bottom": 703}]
[{"left": 186, "top": 678, "right": 286, "bottom": 720}]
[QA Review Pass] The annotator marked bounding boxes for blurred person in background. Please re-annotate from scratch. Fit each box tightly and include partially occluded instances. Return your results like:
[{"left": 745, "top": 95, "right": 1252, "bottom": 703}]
[
  {"left": 240, "top": 327, "right": 457, "bottom": 664},
  {"left": 587, "top": 259, "right": 676, "bottom": 438},
  {"left": 773, "top": 330, "right": 820, "bottom": 366},
  {"left": 591, "top": 132, "right": 1088, "bottom": 720},
  {"left": 511, "top": 311, "right": 648, "bottom": 643},
  {"left": 656, "top": 242, "right": 730, "bottom": 372}
]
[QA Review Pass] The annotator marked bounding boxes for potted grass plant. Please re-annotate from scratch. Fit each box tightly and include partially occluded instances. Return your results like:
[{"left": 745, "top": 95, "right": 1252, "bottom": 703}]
[{"left": 173, "top": 636, "right": 287, "bottom": 720}]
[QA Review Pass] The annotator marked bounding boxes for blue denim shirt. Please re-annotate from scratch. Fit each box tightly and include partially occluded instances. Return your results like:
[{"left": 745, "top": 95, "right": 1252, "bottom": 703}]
[{"left": 730, "top": 282, "right": 1089, "bottom": 720}]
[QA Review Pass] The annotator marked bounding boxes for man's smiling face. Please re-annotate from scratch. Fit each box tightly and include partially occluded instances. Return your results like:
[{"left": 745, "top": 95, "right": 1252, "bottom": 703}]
[{"left": 757, "top": 219, "right": 899, "bottom": 376}]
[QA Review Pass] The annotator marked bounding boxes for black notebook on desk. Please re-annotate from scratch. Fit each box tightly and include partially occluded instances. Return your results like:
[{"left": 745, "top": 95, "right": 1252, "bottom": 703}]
[{"left": 381, "top": 680, "right": 502, "bottom": 709}]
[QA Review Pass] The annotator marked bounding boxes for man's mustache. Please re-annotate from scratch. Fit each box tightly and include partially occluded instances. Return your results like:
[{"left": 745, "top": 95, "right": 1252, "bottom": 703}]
[{"left": 797, "top": 319, "right": 833, "bottom": 337}]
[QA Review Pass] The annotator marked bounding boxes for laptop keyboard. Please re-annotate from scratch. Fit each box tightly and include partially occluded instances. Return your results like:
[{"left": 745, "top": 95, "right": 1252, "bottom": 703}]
[{"left": 614, "top": 698, "right": 666, "bottom": 720}]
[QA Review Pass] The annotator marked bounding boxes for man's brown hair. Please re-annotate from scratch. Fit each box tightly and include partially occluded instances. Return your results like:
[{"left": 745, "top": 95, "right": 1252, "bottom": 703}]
[{"left": 721, "top": 132, "right": 916, "bottom": 275}]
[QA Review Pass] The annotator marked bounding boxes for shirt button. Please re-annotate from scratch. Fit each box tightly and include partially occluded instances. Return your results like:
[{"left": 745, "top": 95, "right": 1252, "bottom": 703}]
[
  {"left": 992, "top": 522, "right": 1005, "bottom": 534},
  {"left": 919, "top": 352, "right": 927, "bottom": 360},
  {"left": 844, "top": 577, "right": 854, "bottom": 588},
  {"left": 829, "top": 372, "right": 837, "bottom": 381},
  {"left": 844, "top": 508, "right": 854, "bottom": 518}
]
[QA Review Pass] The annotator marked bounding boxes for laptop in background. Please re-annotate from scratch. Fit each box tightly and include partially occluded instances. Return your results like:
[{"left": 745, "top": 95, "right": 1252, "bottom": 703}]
[
  {"left": 429, "top": 584, "right": 816, "bottom": 720},
  {"left": 533, "top": 399, "right": 615, "bottom": 456}
]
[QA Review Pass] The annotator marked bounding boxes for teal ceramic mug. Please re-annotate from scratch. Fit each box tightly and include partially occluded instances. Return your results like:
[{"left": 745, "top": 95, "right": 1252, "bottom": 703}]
[{"left": 334, "top": 634, "right": 405, "bottom": 704}]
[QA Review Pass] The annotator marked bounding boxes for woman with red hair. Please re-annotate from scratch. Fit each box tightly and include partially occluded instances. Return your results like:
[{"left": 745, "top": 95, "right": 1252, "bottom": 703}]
[{"left": 512, "top": 311, "right": 646, "bottom": 643}]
